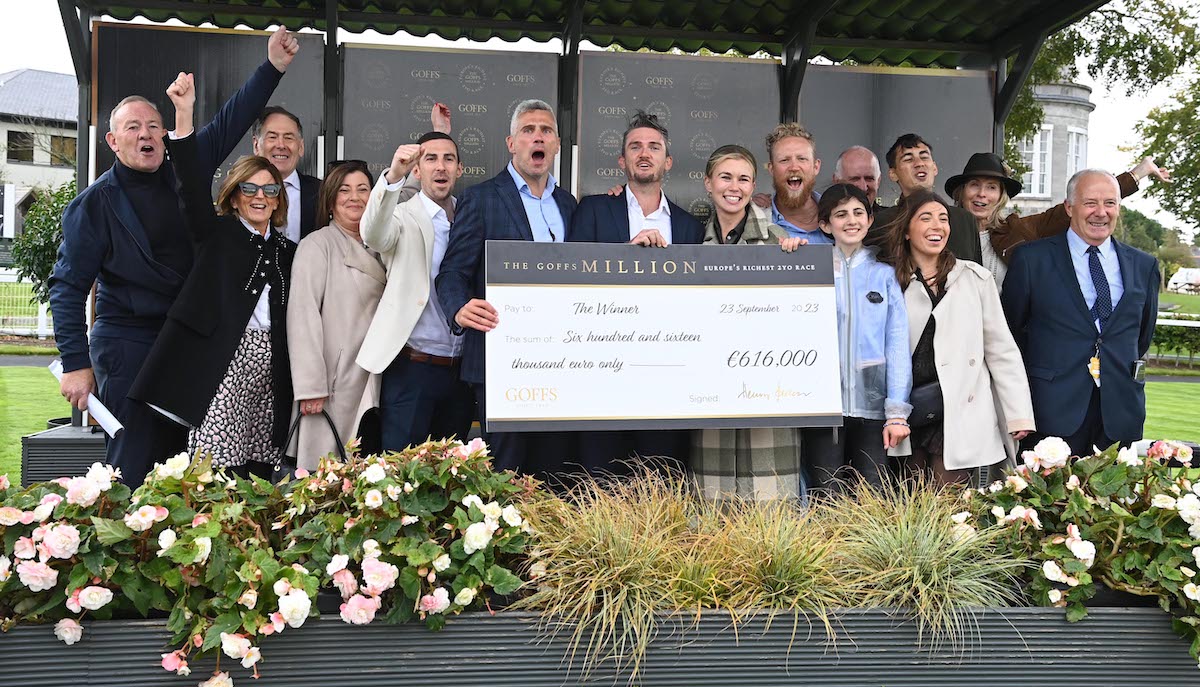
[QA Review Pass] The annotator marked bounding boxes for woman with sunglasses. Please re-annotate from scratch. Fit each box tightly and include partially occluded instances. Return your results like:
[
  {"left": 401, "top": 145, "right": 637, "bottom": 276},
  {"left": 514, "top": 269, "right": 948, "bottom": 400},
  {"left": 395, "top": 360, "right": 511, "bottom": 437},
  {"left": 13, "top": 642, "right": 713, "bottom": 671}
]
[
  {"left": 285, "top": 160, "right": 385, "bottom": 468},
  {"left": 130, "top": 72, "right": 295, "bottom": 477}
]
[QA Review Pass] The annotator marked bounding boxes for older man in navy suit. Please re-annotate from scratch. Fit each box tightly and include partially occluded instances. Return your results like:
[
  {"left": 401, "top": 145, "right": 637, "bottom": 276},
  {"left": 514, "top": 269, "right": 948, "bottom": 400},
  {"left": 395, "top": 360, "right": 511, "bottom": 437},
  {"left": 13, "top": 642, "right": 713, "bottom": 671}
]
[
  {"left": 436, "top": 99, "right": 577, "bottom": 476},
  {"left": 1002, "top": 169, "right": 1159, "bottom": 457},
  {"left": 568, "top": 110, "right": 703, "bottom": 475}
]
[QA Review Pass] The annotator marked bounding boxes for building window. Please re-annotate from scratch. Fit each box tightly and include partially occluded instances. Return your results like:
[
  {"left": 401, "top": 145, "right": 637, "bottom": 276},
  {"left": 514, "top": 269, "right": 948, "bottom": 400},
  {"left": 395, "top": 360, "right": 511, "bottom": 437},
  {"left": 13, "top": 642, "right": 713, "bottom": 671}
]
[
  {"left": 49, "top": 135, "right": 75, "bottom": 167},
  {"left": 1020, "top": 125, "right": 1053, "bottom": 197},
  {"left": 1067, "top": 128, "right": 1088, "bottom": 178},
  {"left": 6, "top": 131, "right": 34, "bottom": 163}
]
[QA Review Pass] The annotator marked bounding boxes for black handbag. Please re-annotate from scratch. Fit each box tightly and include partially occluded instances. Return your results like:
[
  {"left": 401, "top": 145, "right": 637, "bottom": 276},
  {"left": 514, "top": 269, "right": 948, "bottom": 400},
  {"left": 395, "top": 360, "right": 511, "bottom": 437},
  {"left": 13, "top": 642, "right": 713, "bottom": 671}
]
[
  {"left": 907, "top": 381, "right": 943, "bottom": 428},
  {"left": 279, "top": 406, "right": 348, "bottom": 478}
]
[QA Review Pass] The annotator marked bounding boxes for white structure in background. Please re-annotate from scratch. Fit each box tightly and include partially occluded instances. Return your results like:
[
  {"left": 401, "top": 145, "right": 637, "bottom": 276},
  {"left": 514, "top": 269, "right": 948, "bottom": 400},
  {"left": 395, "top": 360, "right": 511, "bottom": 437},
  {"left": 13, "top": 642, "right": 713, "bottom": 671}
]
[
  {"left": 1013, "top": 82, "right": 1094, "bottom": 216},
  {"left": 1168, "top": 267, "right": 1200, "bottom": 295}
]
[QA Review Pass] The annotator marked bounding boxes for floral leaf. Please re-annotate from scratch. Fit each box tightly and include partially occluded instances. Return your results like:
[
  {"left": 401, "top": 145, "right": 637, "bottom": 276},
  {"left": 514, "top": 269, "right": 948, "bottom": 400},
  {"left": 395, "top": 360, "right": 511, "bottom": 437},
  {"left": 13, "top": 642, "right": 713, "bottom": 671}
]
[
  {"left": 1088, "top": 464, "right": 1128, "bottom": 497},
  {"left": 202, "top": 611, "right": 245, "bottom": 651},
  {"left": 1065, "top": 601, "right": 1089, "bottom": 622},
  {"left": 485, "top": 565, "right": 523, "bottom": 595},
  {"left": 90, "top": 516, "right": 134, "bottom": 545}
]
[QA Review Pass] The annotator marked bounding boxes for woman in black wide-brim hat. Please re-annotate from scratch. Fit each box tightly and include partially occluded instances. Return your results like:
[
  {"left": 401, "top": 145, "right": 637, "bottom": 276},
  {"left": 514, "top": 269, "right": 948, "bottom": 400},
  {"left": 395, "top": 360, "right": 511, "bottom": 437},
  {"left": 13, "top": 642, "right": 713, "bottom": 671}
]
[{"left": 944, "top": 152, "right": 1168, "bottom": 287}]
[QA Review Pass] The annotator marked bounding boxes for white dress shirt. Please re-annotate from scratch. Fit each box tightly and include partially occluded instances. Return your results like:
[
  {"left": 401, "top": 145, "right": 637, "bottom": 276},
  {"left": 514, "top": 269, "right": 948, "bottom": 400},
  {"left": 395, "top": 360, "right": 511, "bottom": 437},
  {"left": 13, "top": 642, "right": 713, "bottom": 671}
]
[
  {"left": 279, "top": 169, "right": 302, "bottom": 243},
  {"left": 627, "top": 188, "right": 672, "bottom": 243},
  {"left": 237, "top": 217, "right": 273, "bottom": 331},
  {"left": 401, "top": 185, "right": 462, "bottom": 357},
  {"left": 1066, "top": 229, "right": 1124, "bottom": 332}
]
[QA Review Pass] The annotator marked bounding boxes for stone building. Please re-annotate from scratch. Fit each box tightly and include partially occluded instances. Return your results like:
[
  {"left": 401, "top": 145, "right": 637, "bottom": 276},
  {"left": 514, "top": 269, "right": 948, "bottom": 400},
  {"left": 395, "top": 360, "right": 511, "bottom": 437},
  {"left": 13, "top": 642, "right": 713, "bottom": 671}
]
[{"left": 1012, "top": 82, "right": 1094, "bottom": 215}]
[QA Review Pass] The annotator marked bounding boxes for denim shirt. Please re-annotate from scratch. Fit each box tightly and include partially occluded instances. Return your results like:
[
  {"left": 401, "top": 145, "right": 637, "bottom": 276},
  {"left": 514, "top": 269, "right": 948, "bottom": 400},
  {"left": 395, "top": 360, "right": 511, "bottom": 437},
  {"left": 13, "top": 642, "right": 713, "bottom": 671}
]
[{"left": 833, "top": 245, "right": 912, "bottom": 420}]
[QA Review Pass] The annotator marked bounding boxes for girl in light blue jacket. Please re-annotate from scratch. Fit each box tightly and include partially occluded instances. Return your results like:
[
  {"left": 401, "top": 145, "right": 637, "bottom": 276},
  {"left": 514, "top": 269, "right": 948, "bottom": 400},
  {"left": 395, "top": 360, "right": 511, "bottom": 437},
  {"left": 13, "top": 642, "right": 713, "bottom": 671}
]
[{"left": 804, "top": 184, "right": 912, "bottom": 494}]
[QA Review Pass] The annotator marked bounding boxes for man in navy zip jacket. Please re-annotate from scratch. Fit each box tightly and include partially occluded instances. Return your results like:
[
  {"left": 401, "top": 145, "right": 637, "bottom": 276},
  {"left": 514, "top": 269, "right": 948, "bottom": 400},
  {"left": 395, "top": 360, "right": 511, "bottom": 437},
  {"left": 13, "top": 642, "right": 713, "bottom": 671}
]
[{"left": 48, "top": 28, "right": 300, "bottom": 486}]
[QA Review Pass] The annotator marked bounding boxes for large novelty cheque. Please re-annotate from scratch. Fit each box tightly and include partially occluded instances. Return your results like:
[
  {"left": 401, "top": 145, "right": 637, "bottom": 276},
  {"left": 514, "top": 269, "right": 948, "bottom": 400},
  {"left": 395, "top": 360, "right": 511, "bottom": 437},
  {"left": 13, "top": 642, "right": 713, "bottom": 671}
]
[{"left": 484, "top": 242, "right": 843, "bottom": 432}]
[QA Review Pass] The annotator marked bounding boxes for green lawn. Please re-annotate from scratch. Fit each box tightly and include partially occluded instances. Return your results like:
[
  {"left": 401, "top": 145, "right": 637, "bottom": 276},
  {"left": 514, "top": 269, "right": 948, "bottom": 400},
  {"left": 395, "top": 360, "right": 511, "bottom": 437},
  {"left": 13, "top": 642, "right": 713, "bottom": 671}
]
[
  {"left": 0, "top": 366, "right": 69, "bottom": 480},
  {"left": 1160, "top": 291, "right": 1200, "bottom": 315},
  {"left": 0, "top": 367, "right": 1196, "bottom": 482}
]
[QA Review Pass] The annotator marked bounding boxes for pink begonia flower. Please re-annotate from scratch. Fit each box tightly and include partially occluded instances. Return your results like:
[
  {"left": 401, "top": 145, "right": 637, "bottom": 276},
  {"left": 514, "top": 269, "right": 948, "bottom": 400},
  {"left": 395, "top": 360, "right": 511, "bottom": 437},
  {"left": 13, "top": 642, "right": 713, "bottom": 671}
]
[
  {"left": 31, "top": 503, "right": 54, "bottom": 522},
  {"left": 332, "top": 569, "right": 358, "bottom": 600},
  {"left": 269, "top": 612, "right": 286, "bottom": 633},
  {"left": 78, "top": 585, "right": 114, "bottom": 611},
  {"left": 1064, "top": 524, "right": 1097, "bottom": 568},
  {"left": 0, "top": 555, "right": 11, "bottom": 583},
  {"left": 198, "top": 671, "right": 234, "bottom": 687},
  {"left": 14, "top": 537, "right": 37, "bottom": 560},
  {"left": 64, "top": 476, "right": 101, "bottom": 507},
  {"left": 0, "top": 506, "right": 22, "bottom": 526},
  {"left": 31, "top": 525, "right": 48, "bottom": 542},
  {"left": 1065, "top": 474, "right": 1081, "bottom": 491},
  {"left": 54, "top": 618, "right": 83, "bottom": 645},
  {"left": 20, "top": 510, "right": 36, "bottom": 525},
  {"left": 0, "top": 473, "right": 9, "bottom": 490},
  {"left": 362, "top": 539, "right": 381, "bottom": 558},
  {"left": 66, "top": 587, "right": 83, "bottom": 613},
  {"left": 43, "top": 524, "right": 82, "bottom": 559},
  {"left": 272, "top": 578, "right": 292, "bottom": 596},
  {"left": 124, "top": 506, "right": 167, "bottom": 533},
  {"left": 418, "top": 587, "right": 451, "bottom": 614},
  {"left": 1002, "top": 505, "right": 1043, "bottom": 530},
  {"left": 361, "top": 558, "right": 399, "bottom": 596},
  {"left": 294, "top": 468, "right": 310, "bottom": 478},
  {"left": 342, "top": 478, "right": 353, "bottom": 493},
  {"left": 220, "top": 632, "right": 252, "bottom": 659},
  {"left": 339, "top": 593, "right": 381, "bottom": 625},
  {"left": 16, "top": 560, "right": 58, "bottom": 591},
  {"left": 191, "top": 514, "right": 210, "bottom": 527},
  {"left": 52, "top": 477, "right": 71, "bottom": 488},
  {"left": 400, "top": 515, "right": 419, "bottom": 526},
  {"left": 237, "top": 589, "right": 258, "bottom": 609},
  {"left": 161, "top": 650, "right": 186, "bottom": 673}
]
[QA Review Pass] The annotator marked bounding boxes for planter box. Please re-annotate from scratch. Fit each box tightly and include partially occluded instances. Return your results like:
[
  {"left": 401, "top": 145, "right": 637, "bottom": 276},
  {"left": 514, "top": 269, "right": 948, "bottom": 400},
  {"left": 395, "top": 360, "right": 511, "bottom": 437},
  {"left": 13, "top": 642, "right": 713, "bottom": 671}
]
[{"left": 0, "top": 608, "right": 1194, "bottom": 685}]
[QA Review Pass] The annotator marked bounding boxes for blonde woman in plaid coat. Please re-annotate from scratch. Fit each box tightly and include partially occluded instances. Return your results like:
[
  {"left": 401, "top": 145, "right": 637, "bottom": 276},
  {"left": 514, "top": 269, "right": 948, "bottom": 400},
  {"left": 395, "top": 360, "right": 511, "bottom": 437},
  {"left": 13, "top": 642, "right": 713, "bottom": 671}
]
[{"left": 691, "top": 145, "right": 807, "bottom": 501}]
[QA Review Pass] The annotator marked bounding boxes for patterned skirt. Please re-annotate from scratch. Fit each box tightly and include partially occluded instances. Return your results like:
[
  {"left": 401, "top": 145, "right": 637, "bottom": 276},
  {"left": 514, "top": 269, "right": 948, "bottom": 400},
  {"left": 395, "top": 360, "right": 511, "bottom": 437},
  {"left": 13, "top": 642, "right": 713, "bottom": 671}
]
[
  {"left": 188, "top": 328, "right": 280, "bottom": 469},
  {"left": 689, "top": 428, "right": 804, "bottom": 501}
]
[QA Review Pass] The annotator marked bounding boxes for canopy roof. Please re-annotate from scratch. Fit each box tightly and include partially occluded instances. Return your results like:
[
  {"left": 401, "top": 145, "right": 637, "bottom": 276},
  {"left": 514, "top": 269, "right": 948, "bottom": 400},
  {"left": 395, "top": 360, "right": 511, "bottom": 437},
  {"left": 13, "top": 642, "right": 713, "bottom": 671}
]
[{"left": 72, "top": 0, "right": 1106, "bottom": 67}]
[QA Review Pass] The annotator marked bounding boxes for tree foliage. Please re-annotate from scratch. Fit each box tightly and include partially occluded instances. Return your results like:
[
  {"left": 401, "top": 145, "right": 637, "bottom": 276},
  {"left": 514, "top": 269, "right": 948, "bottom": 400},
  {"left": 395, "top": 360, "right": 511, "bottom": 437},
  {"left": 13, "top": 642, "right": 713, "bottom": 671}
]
[
  {"left": 11, "top": 180, "right": 75, "bottom": 305},
  {"left": 1007, "top": 1, "right": 1200, "bottom": 178},
  {"left": 1135, "top": 82, "right": 1200, "bottom": 227},
  {"left": 1117, "top": 206, "right": 1169, "bottom": 253}
]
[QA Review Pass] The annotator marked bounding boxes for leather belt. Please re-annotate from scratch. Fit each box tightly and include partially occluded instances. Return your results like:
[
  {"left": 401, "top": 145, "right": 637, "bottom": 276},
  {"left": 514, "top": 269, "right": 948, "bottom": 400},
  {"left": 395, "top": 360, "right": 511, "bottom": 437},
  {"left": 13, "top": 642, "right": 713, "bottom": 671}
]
[{"left": 402, "top": 345, "right": 460, "bottom": 367}]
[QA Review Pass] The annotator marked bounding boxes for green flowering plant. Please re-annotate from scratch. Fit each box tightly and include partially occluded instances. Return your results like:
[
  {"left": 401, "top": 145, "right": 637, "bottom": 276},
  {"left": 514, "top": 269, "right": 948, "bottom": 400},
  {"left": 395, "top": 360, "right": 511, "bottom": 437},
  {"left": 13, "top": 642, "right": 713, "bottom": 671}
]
[
  {"left": 0, "top": 438, "right": 535, "bottom": 686},
  {"left": 961, "top": 437, "right": 1200, "bottom": 662}
]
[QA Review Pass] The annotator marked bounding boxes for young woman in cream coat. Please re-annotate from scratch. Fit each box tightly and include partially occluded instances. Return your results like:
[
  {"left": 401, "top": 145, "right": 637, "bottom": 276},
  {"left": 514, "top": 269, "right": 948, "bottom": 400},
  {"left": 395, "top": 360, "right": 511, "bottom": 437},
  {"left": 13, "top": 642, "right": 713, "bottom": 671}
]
[{"left": 880, "top": 190, "right": 1035, "bottom": 484}]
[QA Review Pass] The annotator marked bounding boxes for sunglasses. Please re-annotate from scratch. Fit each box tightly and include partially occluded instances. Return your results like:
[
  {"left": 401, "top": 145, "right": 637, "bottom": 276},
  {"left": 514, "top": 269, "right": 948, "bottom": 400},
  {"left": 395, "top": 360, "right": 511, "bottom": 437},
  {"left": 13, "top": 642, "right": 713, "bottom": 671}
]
[{"left": 238, "top": 182, "right": 282, "bottom": 198}]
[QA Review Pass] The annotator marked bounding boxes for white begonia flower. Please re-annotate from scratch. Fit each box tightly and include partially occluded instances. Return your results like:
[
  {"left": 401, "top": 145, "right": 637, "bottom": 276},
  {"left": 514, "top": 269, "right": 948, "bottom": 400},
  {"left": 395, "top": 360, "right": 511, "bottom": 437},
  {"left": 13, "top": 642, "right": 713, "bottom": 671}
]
[
  {"left": 362, "top": 539, "right": 381, "bottom": 558},
  {"left": 220, "top": 632, "right": 251, "bottom": 659},
  {"left": 481, "top": 501, "right": 503, "bottom": 522},
  {"left": 1068, "top": 538, "right": 1097, "bottom": 568},
  {"left": 461, "top": 494, "right": 484, "bottom": 512},
  {"left": 157, "top": 529, "right": 177, "bottom": 557},
  {"left": 278, "top": 588, "right": 312, "bottom": 628},
  {"left": 400, "top": 515, "right": 419, "bottom": 526},
  {"left": 990, "top": 505, "right": 1006, "bottom": 520},
  {"left": 951, "top": 523, "right": 976, "bottom": 541},
  {"left": 454, "top": 587, "right": 477, "bottom": 606},
  {"left": 198, "top": 671, "right": 234, "bottom": 687},
  {"left": 84, "top": 462, "right": 115, "bottom": 491},
  {"left": 988, "top": 480, "right": 1004, "bottom": 494},
  {"left": 950, "top": 511, "right": 971, "bottom": 525},
  {"left": 1117, "top": 446, "right": 1142, "bottom": 467},
  {"left": 78, "top": 585, "right": 114, "bottom": 610},
  {"left": 1047, "top": 589, "right": 1063, "bottom": 604},
  {"left": 193, "top": 537, "right": 212, "bottom": 564},
  {"left": 1042, "top": 560, "right": 1068, "bottom": 584},
  {"left": 1006, "top": 474, "right": 1029, "bottom": 493},
  {"left": 1152, "top": 494, "right": 1178, "bottom": 510},
  {"left": 273, "top": 578, "right": 292, "bottom": 596},
  {"left": 0, "top": 555, "right": 10, "bottom": 583},
  {"left": 1033, "top": 437, "right": 1071, "bottom": 470},
  {"left": 1182, "top": 567, "right": 1196, "bottom": 578},
  {"left": 241, "top": 646, "right": 262, "bottom": 668},
  {"left": 1178, "top": 494, "right": 1200, "bottom": 525},
  {"left": 364, "top": 489, "right": 384, "bottom": 509},
  {"left": 501, "top": 505, "right": 523, "bottom": 527},
  {"left": 432, "top": 554, "right": 451, "bottom": 572},
  {"left": 1065, "top": 474, "right": 1081, "bottom": 491},
  {"left": 387, "top": 485, "right": 401, "bottom": 501},
  {"left": 1185, "top": 583, "right": 1200, "bottom": 602},
  {"left": 156, "top": 453, "right": 190, "bottom": 480},
  {"left": 326, "top": 554, "right": 349, "bottom": 577},
  {"left": 361, "top": 464, "right": 387, "bottom": 484},
  {"left": 463, "top": 521, "right": 494, "bottom": 554},
  {"left": 1194, "top": 546, "right": 1200, "bottom": 563},
  {"left": 238, "top": 589, "right": 258, "bottom": 609},
  {"left": 54, "top": 618, "right": 83, "bottom": 645},
  {"left": 529, "top": 561, "right": 547, "bottom": 580}
]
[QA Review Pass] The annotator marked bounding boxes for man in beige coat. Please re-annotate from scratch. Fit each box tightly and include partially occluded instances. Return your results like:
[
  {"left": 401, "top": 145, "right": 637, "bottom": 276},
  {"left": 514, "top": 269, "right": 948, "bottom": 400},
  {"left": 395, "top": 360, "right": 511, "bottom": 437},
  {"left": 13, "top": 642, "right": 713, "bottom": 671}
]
[{"left": 359, "top": 131, "right": 475, "bottom": 451}]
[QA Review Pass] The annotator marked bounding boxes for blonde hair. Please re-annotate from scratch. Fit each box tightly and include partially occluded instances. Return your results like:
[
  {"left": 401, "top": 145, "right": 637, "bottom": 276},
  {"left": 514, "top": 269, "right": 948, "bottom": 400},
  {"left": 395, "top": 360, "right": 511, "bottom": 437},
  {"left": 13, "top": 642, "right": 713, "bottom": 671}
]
[
  {"left": 952, "top": 182, "right": 1010, "bottom": 232},
  {"left": 704, "top": 144, "right": 758, "bottom": 180},
  {"left": 215, "top": 155, "right": 288, "bottom": 228},
  {"left": 764, "top": 122, "right": 815, "bottom": 161}
]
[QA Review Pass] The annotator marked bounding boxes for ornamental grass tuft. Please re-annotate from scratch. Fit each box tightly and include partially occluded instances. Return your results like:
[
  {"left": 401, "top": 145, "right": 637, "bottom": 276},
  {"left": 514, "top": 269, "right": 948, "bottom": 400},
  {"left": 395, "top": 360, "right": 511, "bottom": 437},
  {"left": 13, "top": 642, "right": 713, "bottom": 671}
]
[{"left": 820, "top": 477, "right": 1027, "bottom": 646}]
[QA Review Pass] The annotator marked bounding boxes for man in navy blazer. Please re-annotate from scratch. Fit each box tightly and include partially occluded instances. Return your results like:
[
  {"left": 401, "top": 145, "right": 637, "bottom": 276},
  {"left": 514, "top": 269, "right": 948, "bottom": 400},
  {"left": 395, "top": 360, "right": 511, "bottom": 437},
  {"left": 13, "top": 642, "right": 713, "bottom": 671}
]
[
  {"left": 436, "top": 99, "right": 578, "bottom": 476},
  {"left": 568, "top": 110, "right": 703, "bottom": 474},
  {"left": 48, "top": 28, "right": 299, "bottom": 485},
  {"left": 1001, "top": 169, "right": 1159, "bottom": 457}
]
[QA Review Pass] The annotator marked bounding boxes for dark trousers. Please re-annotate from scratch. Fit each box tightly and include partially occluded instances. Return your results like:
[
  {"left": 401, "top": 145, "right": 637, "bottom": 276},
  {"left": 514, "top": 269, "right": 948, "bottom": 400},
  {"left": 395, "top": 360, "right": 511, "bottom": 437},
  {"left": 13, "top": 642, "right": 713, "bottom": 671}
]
[
  {"left": 1024, "top": 385, "right": 1133, "bottom": 458},
  {"left": 473, "top": 384, "right": 576, "bottom": 482},
  {"left": 91, "top": 335, "right": 187, "bottom": 487},
  {"left": 803, "top": 417, "right": 887, "bottom": 495},
  {"left": 379, "top": 354, "right": 475, "bottom": 452}
]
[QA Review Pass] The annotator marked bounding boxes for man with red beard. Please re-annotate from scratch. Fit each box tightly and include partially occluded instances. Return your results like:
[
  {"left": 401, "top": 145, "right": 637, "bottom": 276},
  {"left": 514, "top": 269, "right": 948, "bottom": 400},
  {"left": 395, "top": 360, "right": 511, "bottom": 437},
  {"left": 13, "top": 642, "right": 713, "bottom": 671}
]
[
  {"left": 436, "top": 99, "right": 577, "bottom": 477},
  {"left": 764, "top": 123, "right": 832, "bottom": 244},
  {"left": 865, "top": 133, "right": 983, "bottom": 264}
]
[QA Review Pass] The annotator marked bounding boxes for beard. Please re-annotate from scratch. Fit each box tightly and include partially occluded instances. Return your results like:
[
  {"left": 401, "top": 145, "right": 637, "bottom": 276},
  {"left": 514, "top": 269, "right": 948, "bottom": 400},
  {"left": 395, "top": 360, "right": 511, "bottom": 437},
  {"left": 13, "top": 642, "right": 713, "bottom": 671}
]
[
  {"left": 627, "top": 164, "right": 665, "bottom": 185},
  {"left": 773, "top": 176, "right": 815, "bottom": 210}
]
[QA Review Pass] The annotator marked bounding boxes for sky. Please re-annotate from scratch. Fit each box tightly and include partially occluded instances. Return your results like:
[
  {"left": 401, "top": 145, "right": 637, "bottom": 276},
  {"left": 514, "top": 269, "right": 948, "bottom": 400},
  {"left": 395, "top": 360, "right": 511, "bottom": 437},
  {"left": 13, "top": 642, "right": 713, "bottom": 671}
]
[{"left": 0, "top": 3, "right": 1189, "bottom": 237}]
